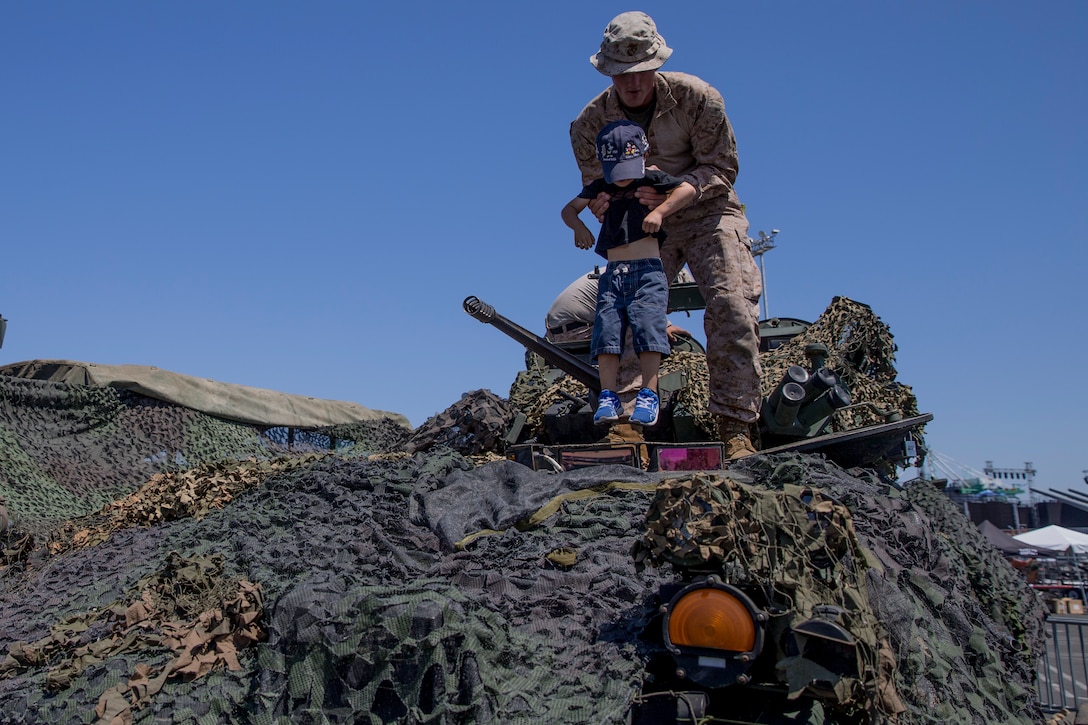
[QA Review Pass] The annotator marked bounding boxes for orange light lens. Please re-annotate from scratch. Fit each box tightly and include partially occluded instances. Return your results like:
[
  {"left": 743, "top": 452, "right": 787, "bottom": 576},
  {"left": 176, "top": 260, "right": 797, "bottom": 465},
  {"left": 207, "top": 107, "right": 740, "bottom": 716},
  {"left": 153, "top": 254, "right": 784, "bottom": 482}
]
[{"left": 668, "top": 588, "right": 757, "bottom": 651}]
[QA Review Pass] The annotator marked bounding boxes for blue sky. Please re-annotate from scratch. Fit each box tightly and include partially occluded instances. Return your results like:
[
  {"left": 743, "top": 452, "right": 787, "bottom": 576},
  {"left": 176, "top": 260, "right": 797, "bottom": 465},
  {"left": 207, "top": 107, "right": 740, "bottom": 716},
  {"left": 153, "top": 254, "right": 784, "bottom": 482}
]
[{"left": 2, "top": 2, "right": 1086, "bottom": 493}]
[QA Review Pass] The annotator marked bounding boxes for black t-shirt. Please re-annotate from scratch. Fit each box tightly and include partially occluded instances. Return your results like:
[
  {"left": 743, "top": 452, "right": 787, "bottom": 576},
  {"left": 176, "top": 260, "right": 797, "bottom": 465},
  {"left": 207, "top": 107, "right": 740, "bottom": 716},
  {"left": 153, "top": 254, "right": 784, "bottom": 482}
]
[{"left": 578, "top": 169, "right": 685, "bottom": 259}]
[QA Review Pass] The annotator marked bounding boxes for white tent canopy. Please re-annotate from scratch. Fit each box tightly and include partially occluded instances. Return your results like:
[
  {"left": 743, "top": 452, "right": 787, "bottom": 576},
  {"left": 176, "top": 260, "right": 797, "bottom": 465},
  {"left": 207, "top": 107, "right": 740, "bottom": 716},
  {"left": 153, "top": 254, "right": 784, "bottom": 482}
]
[{"left": 1014, "top": 525, "right": 1088, "bottom": 554}]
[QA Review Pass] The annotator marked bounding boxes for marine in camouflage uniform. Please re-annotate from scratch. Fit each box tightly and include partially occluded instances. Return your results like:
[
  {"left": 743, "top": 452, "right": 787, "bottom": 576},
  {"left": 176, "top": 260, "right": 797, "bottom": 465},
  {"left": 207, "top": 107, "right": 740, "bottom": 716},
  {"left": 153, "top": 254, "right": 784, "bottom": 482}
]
[{"left": 571, "top": 12, "right": 762, "bottom": 457}]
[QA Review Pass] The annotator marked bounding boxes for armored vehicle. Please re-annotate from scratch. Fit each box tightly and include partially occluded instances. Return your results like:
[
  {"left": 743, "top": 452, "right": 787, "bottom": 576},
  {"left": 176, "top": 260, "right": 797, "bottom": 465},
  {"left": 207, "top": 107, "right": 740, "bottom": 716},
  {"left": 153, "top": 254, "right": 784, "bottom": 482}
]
[{"left": 464, "top": 281, "right": 930, "bottom": 478}]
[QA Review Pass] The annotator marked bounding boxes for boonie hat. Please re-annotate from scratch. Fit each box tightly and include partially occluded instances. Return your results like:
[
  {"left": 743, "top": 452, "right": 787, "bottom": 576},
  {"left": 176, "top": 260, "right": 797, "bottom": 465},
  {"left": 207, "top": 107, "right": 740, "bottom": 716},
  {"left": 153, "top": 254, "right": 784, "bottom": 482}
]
[
  {"left": 590, "top": 11, "right": 672, "bottom": 77},
  {"left": 596, "top": 120, "right": 648, "bottom": 184}
]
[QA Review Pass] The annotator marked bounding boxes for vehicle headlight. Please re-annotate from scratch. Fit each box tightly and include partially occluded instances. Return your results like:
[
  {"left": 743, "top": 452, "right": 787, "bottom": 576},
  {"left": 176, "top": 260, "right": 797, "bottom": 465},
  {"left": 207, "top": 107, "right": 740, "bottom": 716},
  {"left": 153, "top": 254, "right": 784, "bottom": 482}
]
[{"left": 661, "top": 577, "right": 767, "bottom": 688}]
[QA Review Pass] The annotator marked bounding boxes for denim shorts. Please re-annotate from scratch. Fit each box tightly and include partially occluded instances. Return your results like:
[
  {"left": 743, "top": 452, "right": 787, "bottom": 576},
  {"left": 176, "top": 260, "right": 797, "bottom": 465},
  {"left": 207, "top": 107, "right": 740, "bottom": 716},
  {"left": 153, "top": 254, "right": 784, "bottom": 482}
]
[{"left": 591, "top": 258, "right": 671, "bottom": 360}]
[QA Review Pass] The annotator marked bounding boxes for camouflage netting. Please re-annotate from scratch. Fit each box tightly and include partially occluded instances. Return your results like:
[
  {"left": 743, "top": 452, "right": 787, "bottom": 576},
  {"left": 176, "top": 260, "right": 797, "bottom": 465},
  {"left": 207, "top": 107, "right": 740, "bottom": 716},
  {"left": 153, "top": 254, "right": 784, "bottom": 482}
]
[
  {"left": 0, "top": 374, "right": 412, "bottom": 536},
  {"left": 507, "top": 296, "right": 922, "bottom": 444},
  {"left": 759, "top": 297, "right": 921, "bottom": 433},
  {"left": 403, "top": 390, "right": 517, "bottom": 458},
  {"left": 633, "top": 471, "right": 895, "bottom": 716},
  {"left": 0, "top": 323, "right": 1048, "bottom": 724},
  {"left": 508, "top": 350, "right": 716, "bottom": 443},
  {"left": 727, "top": 455, "right": 1050, "bottom": 723}
]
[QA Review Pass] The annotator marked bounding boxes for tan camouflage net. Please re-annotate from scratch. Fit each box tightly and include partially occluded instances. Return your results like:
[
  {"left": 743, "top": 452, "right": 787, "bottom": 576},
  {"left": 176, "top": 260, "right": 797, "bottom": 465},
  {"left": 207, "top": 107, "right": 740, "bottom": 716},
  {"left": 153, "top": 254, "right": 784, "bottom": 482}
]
[
  {"left": 761, "top": 297, "right": 920, "bottom": 432},
  {"left": 0, "top": 552, "right": 264, "bottom": 725},
  {"left": 739, "top": 453, "right": 1047, "bottom": 723},
  {"left": 45, "top": 454, "right": 331, "bottom": 557},
  {"left": 508, "top": 351, "right": 715, "bottom": 439},
  {"left": 515, "top": 371, "right": 591, "bottom": 438},
  {"left": 660, "top": 350, "right": 716, "bottom": 437}
]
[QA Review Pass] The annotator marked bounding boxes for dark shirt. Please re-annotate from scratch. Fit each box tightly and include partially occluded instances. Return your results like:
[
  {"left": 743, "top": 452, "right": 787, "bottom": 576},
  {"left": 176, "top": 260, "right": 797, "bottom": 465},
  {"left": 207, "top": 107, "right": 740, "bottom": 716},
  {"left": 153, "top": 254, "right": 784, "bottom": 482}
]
[{"left": 578, "top": 169, "right": 685, "bottom": 259}]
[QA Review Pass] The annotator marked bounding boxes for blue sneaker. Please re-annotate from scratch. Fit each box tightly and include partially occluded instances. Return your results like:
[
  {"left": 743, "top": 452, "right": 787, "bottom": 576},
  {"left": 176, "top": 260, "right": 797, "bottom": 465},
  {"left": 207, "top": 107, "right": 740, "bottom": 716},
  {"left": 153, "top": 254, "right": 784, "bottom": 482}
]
[
  {"left": 593, "top": 390, "right": 621, "bottom": 425},
  {"left": 630, "top": 388, "right": 659, "bottom": 427}
]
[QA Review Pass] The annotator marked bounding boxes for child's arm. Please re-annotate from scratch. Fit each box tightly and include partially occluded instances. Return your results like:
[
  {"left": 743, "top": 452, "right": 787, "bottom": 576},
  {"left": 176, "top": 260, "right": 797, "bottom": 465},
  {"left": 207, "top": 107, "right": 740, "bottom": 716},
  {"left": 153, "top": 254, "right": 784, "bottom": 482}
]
[
  {"left": 561, "top": 197, "right": 596, "bottom": 250},
  {"left": 642, "top": 181, "right": 697, "bottom": 234}
]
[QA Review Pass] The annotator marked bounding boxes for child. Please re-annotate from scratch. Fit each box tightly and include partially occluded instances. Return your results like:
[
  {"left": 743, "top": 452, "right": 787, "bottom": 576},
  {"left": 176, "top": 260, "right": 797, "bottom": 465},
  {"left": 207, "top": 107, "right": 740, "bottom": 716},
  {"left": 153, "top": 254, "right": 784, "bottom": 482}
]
[{"left": 560, "top": 120, "right": 696, "bottom": 427}]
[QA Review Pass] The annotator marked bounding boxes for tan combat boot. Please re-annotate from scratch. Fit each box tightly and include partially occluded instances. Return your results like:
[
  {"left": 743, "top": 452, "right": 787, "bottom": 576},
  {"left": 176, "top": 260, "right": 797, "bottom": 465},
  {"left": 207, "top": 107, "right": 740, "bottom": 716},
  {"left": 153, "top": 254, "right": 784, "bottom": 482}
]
[{"left": 717, "top": 416, "right": 758, "bottom": 460}]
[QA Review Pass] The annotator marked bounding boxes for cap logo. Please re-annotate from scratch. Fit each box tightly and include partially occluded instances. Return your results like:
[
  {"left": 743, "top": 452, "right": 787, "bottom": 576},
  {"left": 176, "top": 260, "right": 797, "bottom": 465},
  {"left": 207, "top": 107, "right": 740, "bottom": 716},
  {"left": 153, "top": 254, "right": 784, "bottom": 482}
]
[{"left": 596, "top": 136, "right": 646, "bottom": 162}]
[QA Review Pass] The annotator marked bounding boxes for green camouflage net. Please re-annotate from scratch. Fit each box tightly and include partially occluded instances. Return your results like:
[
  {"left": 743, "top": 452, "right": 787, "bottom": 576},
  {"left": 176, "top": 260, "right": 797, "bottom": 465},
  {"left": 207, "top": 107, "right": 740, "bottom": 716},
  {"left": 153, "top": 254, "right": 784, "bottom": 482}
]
[
  {"left": 0, "top": 374, "right": 411, "bottom": 537},
  {"left": 0, "top": 375, "right": 273, "bottom": 535},
  {"left": 404, "top": 389, "right": 517, "bottom": 457},
  {"left": 732, "top": 454, "right": 1049, "bottom": 724},
  {"left": 1, "top": 449, "right": 677, "bottom": 724}
]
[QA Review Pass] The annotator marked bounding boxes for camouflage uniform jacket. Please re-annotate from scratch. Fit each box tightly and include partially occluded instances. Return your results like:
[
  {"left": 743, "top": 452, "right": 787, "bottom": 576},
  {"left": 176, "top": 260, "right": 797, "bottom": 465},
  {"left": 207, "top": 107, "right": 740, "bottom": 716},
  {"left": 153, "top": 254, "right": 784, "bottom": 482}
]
[{"left": 570, "top": 71, "right": 745, "bottom": 227}]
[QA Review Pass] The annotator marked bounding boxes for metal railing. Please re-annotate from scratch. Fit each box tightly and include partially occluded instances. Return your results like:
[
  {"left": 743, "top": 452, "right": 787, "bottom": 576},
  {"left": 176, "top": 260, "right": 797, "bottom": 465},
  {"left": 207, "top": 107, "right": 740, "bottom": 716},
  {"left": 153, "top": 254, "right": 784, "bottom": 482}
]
[{"left": 1038, "top": 615, "right": 1088, "bottom": 712}]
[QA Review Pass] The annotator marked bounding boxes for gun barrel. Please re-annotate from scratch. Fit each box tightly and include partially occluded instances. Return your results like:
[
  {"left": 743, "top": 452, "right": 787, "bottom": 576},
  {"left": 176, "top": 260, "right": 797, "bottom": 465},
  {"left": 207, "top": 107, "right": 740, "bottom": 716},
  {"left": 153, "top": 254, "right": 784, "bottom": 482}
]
[{"left": 463, "top": 296, "right": 601, "bottom": 394}]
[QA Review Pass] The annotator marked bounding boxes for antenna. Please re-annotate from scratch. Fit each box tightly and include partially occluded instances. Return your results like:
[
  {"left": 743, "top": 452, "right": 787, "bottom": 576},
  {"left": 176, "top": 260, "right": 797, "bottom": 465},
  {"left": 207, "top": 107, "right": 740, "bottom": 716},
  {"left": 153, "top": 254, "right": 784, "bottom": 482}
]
[{"left": 750, "top": 229, "right": 780, "bottom": 319}]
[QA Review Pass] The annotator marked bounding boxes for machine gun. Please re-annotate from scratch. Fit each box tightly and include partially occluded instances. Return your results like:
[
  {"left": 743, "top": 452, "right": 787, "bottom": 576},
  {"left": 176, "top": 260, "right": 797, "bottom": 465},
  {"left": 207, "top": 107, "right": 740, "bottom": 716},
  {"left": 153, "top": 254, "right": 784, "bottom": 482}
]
[{"left": 463, "top": 296, "right": 601, "bottom": 395}]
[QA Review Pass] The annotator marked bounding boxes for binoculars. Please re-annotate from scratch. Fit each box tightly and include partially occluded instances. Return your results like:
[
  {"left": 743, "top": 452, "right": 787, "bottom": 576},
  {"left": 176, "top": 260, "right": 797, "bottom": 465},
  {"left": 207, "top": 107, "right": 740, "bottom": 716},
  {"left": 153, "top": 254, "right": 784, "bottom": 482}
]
[{"left": 762, "top": 344, "right": 851, "bottom": 438}]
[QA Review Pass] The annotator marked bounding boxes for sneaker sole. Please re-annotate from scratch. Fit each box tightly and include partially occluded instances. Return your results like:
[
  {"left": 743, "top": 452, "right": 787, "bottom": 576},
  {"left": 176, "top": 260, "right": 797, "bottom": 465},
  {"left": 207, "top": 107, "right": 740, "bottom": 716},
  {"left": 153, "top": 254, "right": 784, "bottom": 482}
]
[{"left": 629, "top": 413, "right": 658, "bottom": 427}]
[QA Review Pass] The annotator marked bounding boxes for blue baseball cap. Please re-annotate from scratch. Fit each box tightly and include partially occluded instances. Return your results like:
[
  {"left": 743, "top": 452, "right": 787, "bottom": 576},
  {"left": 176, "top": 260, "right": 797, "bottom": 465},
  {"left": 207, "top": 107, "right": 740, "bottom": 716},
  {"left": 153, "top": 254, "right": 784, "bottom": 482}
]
[{"left": 596, "top": 120, "right": 648, "bottom": 183}]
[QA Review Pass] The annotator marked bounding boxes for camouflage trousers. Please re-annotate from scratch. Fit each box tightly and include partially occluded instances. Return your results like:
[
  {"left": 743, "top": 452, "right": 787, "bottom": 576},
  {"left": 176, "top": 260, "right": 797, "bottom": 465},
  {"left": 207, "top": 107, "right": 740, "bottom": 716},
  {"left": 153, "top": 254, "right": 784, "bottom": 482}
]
[{"left": 660, "top": 211, "right": 763, "bottom": 423}]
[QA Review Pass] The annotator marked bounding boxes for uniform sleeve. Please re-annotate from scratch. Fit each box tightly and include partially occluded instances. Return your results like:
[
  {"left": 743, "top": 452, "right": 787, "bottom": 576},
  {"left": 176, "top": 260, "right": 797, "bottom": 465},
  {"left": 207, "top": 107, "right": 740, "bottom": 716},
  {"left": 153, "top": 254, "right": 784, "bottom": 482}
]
[
  {"left": 570, "top": 121, "right": 602, "bottom": 187},
  {"left": 684, "top": 82, "right": 739, "bottom": 195},
  {"left": 570, "top": 94, "right": 611, "bottom": 187}
]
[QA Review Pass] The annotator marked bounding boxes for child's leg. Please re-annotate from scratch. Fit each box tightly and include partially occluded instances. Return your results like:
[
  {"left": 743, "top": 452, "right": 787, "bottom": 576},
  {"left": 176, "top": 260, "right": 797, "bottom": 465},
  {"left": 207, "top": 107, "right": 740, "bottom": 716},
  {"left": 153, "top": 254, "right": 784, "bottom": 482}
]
[
  {"left": 598, "top": 353, "right": 620, "bottom": 392},
  {"left": 631, "top": 350, "right": 663, "bottom": 426},
  {"left": 638, "top": 351, "right": 661, "bottom": 392},
  {"left": 593, "top": 353, "right": 623, "bottom": 424}
]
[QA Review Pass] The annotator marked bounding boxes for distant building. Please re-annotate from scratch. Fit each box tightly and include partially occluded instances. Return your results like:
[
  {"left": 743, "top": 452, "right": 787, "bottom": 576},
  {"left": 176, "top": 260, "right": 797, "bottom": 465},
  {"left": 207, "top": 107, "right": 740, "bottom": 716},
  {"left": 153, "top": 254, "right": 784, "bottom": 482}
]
[{"left": 941, "top": 462, "right": 1088, "bottom": 533}]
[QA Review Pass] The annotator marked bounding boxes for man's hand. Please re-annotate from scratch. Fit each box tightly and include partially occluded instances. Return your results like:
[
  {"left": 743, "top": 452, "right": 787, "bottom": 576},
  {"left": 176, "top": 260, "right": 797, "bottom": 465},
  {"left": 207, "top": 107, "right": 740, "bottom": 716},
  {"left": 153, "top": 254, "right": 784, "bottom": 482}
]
[
  {"left": 588, "top": 191, "right": 611, "bottom": 222},
  {"left": 635, "top": 185, "right": 666, "bottom": 210},
  {"left": 666, "top": 322, "right": 691, "bottom": 343}
]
